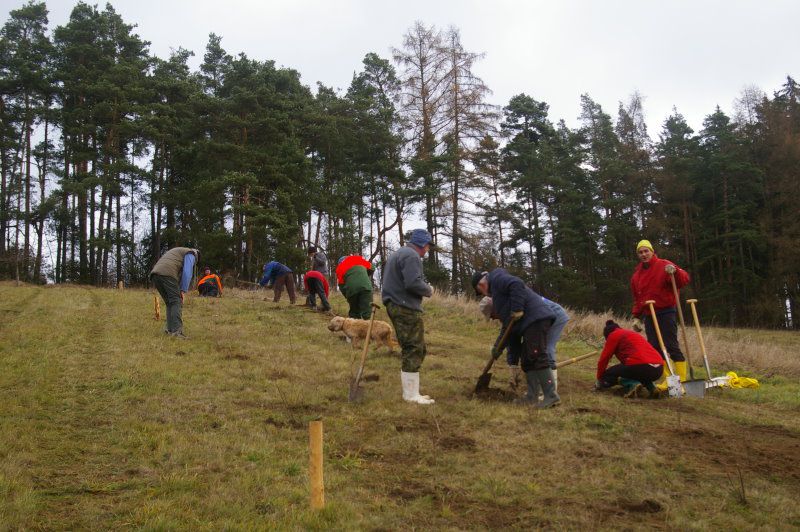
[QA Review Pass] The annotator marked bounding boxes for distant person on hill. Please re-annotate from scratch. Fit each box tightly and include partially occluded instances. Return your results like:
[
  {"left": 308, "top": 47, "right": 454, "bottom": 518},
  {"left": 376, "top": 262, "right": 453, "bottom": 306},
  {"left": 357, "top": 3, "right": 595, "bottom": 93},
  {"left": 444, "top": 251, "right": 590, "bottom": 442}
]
[
  {"left": 150, "top": 247, "right": 199, "bottom": 339},
  {"left": 472, "top": 269, "right": 559, "bottom": 408},
  {"left": 630, "top": 239, "right": 690, "bottom": 392},
  {"left": 336, "top": 255, "right": 373, "bottom": 319},
  {"left": 197, "top": 266, "right": 223, "bottom": 297},
  {"left": 308, "top": 245, "right": 328, "bottom": 275},
  {"left": 259, "top": 261, "right": 296, "bottom": 304},
  {"left": 595, "top": 320, "right": 664, "bottom": 397},
  {"left": 381, "top": 229, "right": 436, "bottom": 405},
  {"left": 304, "top": 270, "right": 331, "bottom": 312}
]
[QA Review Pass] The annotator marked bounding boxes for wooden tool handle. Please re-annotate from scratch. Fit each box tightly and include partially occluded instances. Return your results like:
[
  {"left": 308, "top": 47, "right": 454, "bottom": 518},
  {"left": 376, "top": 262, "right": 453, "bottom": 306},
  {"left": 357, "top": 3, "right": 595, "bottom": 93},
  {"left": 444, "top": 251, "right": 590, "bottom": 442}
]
[{"left": 555, "top": 350, "right": 598, "bottom": 369}]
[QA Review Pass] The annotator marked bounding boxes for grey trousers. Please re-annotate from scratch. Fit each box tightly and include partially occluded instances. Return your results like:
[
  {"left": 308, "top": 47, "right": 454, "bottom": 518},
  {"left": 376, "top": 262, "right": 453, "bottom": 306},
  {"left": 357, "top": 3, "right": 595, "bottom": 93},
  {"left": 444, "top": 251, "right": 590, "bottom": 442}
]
[{"left": 152, "top": 274, "right": 183, "bottom": 333}]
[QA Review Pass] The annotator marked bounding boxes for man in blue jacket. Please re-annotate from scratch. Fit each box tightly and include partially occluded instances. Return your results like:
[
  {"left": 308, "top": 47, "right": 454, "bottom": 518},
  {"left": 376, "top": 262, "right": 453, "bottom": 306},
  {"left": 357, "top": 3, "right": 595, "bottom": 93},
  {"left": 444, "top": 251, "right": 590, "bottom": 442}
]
[
  {"left": 472, "top": 269, "right": 560, "bottom": 408},
  {"left": 259, "top": 261, "right": 296, "bottom": 304}
]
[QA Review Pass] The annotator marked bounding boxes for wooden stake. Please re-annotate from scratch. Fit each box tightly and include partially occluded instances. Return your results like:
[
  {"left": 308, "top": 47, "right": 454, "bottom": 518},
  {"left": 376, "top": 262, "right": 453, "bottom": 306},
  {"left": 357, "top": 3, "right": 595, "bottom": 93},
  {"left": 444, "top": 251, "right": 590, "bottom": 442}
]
[
  {"left": 118, "top": 280, "right": 124, "bottom": 290},
  {"left": 154, "top": 294, "right": 161, "bottom": 321},
  {"left": 309, "top": 419, "right": 324, "bottom": 509}
]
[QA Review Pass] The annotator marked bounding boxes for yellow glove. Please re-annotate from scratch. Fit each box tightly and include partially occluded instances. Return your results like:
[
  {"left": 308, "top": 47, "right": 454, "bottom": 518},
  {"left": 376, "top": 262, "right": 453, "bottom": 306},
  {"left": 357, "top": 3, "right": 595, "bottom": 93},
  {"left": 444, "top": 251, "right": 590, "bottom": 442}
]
[{"left": 511, "top": 310, "right": 524, "bottom": 321}]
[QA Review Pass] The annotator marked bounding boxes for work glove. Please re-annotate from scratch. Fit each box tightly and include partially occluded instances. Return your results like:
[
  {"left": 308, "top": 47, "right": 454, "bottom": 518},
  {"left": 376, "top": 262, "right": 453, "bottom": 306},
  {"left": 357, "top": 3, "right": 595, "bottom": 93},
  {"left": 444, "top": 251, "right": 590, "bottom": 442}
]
[
  {"left": 632, "top": 317, "right": 644, "bottom": 332},
  {"left": 665, "top": 264, "right": 676, "bottom": 275},
  {"left": 510, "top": 310, "right": 524, "bottom": 321},
  {"left": 491, "top": 345, "right": 502, "bottom": 360}
]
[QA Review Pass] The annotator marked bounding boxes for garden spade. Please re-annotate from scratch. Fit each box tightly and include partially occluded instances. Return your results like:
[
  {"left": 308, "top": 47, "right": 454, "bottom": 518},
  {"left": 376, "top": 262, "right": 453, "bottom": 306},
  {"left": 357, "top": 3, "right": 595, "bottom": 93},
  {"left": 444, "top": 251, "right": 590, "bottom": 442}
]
[
  {"left": 645, "top": 300, "right": 682, "bottom": 398},
  {"left": 348, "top": 302, "right": 380, "bottom": 402},
  {"left": 473, "top": 314, "right": 521, "bottom": 395}
]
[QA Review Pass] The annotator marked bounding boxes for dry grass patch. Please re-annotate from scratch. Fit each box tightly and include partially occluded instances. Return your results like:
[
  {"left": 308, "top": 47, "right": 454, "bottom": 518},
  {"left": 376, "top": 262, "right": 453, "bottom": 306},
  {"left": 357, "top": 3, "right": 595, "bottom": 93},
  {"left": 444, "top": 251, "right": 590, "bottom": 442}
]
[{"left": 1, "top": 285, "right": 799, "bottom": 529}]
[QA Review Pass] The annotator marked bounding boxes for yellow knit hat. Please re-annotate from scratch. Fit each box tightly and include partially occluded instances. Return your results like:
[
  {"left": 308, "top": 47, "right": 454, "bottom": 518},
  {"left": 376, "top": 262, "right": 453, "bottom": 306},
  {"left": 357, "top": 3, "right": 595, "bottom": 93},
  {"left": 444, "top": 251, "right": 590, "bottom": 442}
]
[{"left": 636, "top": 239, "right": 654, "bottom": 252}]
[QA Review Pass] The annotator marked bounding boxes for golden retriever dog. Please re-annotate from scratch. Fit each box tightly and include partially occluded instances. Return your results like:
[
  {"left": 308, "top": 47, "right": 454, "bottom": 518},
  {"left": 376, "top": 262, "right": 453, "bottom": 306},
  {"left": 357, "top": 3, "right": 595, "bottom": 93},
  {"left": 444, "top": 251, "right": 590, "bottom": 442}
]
[{"left": 327, "top": 316, "right": 398, "bottom": 351}]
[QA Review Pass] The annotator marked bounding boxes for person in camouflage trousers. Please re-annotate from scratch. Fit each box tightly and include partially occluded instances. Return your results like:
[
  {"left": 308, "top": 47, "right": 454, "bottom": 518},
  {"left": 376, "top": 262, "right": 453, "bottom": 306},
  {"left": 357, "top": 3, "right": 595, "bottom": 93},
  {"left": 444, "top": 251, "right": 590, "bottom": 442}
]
[{"left": 381, "top": 229, "right": 436, "bottom": 405}]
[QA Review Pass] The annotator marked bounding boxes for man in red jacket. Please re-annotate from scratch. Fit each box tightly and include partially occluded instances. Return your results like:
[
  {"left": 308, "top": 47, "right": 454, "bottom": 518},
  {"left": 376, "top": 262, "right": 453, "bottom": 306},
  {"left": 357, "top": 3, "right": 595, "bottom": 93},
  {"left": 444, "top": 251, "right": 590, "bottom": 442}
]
[
  {"left": 630, "top": 239, "right": 690, "bottom": 390},
  {"left": 303, "top": 270, "right": 331, "bottom": 312},
  {"left": 596, "top": 320, "right": 664, "bottom": 397}
]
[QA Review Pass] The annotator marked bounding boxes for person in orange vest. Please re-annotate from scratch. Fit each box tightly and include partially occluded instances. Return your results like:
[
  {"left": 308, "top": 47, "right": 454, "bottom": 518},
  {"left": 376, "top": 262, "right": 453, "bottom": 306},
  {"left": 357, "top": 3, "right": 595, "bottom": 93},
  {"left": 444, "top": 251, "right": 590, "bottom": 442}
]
[{"left": 197, "top": 266, "right": 223, "bottom": 297}]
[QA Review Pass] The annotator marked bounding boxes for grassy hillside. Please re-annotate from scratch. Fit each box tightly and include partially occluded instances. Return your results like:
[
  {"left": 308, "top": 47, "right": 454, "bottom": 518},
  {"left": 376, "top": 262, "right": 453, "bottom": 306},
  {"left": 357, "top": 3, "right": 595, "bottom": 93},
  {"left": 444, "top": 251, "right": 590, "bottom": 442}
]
[{"left": 1, "top": 283, "right": 799, "bottom": 530}]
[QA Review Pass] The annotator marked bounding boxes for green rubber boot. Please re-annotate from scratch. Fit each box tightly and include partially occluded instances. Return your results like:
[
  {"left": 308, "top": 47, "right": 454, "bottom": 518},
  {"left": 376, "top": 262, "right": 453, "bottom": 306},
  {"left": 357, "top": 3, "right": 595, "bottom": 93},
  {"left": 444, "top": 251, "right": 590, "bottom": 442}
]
[
  {"left": 620, "top": 378, "right": 643, "bottom": 398},
  {"left": 514, "top": 370, "right": 540, "bottom": 405},
  {"left": 535, "top": 368, "right": 561, "bottom": 409}
]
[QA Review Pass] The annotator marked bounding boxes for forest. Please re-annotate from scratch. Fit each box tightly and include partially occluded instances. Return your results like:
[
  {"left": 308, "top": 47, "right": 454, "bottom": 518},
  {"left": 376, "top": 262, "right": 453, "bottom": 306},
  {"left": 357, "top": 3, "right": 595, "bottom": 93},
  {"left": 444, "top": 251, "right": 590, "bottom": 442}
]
[{"left": 1, "top": 1, "right": 798, "bottom": 328}]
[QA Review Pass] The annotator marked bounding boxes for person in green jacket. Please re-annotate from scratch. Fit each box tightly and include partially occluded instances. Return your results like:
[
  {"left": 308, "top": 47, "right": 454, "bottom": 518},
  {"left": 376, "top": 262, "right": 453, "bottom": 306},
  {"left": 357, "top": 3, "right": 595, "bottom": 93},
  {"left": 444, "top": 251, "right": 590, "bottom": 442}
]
[{"left": 335, "top": 255, "right": 373, "bottom": 319}]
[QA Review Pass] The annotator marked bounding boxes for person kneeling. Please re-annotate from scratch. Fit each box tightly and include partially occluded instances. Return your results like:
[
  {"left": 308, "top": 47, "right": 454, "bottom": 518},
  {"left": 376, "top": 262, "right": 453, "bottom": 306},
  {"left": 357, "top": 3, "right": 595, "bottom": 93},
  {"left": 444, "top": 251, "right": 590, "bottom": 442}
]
[{"left": 595, "top": 320, "right": 664, "bottom": 398}]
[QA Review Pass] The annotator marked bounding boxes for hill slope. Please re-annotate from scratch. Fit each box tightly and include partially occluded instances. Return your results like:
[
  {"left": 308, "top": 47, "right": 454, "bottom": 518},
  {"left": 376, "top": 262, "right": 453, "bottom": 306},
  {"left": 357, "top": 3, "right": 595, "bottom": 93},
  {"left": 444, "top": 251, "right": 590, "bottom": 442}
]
[{"left": 1, "top": 284, "right": 799, "bottom": 529}]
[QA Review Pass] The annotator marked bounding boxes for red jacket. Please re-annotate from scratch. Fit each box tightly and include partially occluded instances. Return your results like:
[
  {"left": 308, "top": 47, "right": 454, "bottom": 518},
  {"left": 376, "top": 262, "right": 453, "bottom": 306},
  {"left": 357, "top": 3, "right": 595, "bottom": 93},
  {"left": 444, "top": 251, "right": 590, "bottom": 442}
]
[
  {"left": 303, "top": 270, "right": 329, "bottom": 297},
  {"left": 596, "top": 328, "right": 664, "bottom": 379},
  {"left": 630, "top": 254, "right": 690, "bottom": 317},
  {"left": 336, "top": 255, "right": 371, "bottom": 286}
]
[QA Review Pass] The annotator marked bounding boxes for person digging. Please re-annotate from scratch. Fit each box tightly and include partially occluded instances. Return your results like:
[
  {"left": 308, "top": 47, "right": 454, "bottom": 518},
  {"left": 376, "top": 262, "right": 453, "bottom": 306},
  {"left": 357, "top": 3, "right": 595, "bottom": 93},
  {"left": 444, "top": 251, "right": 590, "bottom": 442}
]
[
  {"left": 472, "top": 269, "right": 559, "bottom": 408},
  {"left": 595, "top": 320, "right": 664, "bottom": 398},
  {"left": 150, "top": 246, "right": 199, "bottom": 339},
  {"left": 336, "top": 254, "right": 374, "bottom": 319},
  {"left": 630, "top": 239, "right": 691, "bottom": 392}
]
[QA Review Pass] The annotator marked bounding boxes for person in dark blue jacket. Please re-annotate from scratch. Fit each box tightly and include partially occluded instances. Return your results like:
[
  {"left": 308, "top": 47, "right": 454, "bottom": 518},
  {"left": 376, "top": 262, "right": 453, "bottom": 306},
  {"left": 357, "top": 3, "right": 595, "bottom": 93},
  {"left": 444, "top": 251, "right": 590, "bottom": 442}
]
[
  {"left": 472, "top": 269, "right": 560, "bottom": 408},
  {"left": 259, "top": 261, "right": 296, "bottom": 304}
]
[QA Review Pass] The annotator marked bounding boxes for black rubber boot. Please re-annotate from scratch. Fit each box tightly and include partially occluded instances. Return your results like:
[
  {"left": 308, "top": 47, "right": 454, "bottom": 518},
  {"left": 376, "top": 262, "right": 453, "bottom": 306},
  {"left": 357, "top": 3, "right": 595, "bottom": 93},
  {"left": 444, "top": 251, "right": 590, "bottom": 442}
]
[
  {"left": 515, "top": 371, "right": 540, "bottom": 405},
  {"left": 535, "top": 368, "right": 561, "bottom": 409}
]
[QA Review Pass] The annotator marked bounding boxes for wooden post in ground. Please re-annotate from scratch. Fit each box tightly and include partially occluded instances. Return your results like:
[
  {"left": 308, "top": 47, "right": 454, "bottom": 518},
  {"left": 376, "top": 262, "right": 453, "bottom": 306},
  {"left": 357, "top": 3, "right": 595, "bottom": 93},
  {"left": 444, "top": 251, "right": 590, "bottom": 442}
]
[
  {"left": 309, "top": 419, "right": 324, "bottom": 509},
  {"left": 118, "top": 280, "right": 124, "bottom": 290},
  {"left": 154, "top": 294, "right": 161, "bottom": 320}
]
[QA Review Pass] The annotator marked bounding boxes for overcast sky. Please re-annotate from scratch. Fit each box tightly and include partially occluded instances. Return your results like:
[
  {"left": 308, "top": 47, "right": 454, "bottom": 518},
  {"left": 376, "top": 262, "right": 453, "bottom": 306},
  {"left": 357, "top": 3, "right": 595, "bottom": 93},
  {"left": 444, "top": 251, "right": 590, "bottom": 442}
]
[{"left": 3, "top": 0, "right": 799, "bottom": 138}]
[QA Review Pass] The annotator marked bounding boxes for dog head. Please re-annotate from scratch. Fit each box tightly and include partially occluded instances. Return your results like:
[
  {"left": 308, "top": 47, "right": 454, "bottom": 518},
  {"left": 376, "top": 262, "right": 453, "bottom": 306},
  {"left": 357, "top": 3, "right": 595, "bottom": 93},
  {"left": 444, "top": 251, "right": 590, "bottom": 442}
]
[{"left": 328, "top": 316, "right": 345, "bottom": 332}]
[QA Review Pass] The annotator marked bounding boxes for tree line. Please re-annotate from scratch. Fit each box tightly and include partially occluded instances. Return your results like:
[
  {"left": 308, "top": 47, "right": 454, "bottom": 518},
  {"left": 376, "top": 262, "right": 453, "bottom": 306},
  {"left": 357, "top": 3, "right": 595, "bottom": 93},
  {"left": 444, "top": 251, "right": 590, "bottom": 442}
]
[{"left": 1, "top": 2, "right": 798, "bottom": 328}]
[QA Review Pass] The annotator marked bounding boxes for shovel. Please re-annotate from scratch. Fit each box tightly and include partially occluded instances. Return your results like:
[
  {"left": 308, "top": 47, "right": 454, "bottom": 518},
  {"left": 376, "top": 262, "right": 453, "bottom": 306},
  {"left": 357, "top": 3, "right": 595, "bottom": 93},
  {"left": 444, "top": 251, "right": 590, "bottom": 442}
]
[
  {"left": 473, "top": 314, "right": 520, "bottom": 395},
  {"left": 348, "top": 302, "right": 380, "bottom": 402},
  {"left": 668, "top": 271, "right": 706, "bottom": 397},
  {"left": 645, "top": 300, "right": 682, "bottom": 398},
  {"left": 686, "top": 299, "right": 730, "bottom": 392}
]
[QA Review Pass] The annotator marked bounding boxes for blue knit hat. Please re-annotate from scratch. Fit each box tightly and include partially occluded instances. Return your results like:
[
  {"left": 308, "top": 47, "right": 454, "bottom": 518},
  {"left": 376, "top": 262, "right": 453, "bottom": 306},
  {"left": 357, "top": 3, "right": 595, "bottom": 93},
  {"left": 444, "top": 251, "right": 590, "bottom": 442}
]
[{"left": 409, "top": 229, "right": 435, "bottom": 249}]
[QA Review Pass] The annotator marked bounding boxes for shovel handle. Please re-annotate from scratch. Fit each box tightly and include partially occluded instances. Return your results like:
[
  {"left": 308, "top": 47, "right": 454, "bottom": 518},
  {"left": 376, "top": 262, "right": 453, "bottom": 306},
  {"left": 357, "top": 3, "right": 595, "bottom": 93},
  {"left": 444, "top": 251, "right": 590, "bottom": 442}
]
[
  {"left": 555, "top": 350, "right": 598, "bottom": 369},
  {"left": 480, "top": 313, "right": 521, "bottom": 374},
  {"left": 645, "top": 300, "right": 676, "bottom": 376},
  {"left": 352, "top": 303, "right": 380, "bottom": 385},
  {"left": 686, "top": 299, "right": 713, "bottom": 378},
  {"left": 668, "top": 271, "right": 694, "bottom": 379}
]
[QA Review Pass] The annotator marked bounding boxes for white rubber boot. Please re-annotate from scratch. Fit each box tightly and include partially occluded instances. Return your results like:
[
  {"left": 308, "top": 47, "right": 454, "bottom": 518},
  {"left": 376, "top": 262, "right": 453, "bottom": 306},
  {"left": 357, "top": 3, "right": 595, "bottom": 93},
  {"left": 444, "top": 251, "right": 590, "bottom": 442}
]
[{"left": 401, "top": 371, "right": 435, "bottom": 404}]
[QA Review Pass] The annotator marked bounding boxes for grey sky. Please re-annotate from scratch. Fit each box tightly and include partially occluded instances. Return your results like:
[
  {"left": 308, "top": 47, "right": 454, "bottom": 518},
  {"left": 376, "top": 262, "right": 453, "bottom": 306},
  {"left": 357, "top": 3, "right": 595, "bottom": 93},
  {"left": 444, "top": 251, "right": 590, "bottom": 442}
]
[{"left": 4, "top": 0, "right": 799, "bottom": 137}]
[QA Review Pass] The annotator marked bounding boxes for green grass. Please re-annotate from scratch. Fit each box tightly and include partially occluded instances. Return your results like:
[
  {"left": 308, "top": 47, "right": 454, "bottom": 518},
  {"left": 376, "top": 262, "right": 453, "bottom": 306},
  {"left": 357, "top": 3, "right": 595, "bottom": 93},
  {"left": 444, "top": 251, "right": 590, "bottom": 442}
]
[{"left": 1, "top": 283, "right": 799, "bottom": 529}]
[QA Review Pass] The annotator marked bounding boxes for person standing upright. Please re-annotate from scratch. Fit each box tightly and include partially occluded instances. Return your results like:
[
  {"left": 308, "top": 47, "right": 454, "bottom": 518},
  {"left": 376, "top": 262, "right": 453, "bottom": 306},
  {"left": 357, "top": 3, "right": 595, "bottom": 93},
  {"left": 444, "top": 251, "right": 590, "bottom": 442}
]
[
  {"left": 308, "top": 246, "right": 328, "bottom": 275},
  {"left": 630, "top": 239, "right": 691, "bottom": 391},
  {"left": 150, "top": 247, "right": 199, "bottom": 339},
  {"left": 381, "top": 229, "right": 436, "bottom": 405}
]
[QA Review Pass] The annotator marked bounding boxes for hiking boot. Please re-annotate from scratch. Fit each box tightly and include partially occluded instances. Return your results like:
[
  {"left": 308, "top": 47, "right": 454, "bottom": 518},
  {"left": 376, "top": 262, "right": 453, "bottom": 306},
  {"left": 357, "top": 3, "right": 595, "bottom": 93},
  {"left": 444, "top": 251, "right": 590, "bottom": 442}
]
[{"left": 534, "top": 368, "right": 560, "bottom": 409}]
